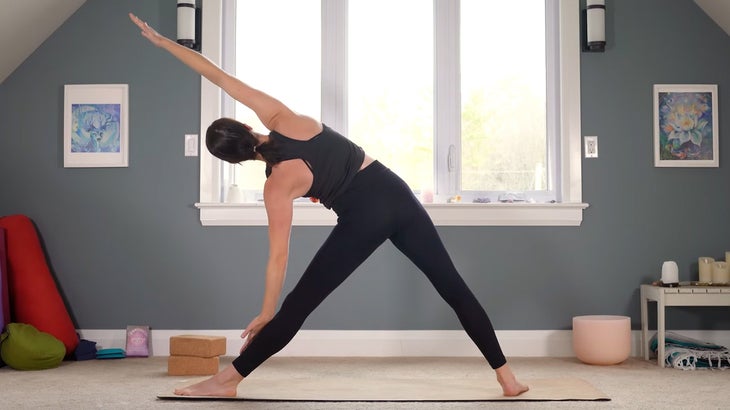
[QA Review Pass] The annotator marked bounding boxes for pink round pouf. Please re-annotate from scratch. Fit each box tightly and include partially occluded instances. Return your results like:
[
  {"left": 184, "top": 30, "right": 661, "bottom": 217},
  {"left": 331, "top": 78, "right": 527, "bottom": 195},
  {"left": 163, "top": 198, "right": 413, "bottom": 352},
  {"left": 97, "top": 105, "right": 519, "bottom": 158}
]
[{"left": 572, "top": 315, "right": 631, "bottom": 365}]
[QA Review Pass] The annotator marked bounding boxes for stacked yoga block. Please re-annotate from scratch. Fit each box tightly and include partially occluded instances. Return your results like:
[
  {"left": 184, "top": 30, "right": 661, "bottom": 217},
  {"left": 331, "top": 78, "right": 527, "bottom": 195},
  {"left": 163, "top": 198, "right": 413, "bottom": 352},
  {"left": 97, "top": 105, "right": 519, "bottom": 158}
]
[{"left": 168, "top": 335, "right": 226, "bottom": 376}]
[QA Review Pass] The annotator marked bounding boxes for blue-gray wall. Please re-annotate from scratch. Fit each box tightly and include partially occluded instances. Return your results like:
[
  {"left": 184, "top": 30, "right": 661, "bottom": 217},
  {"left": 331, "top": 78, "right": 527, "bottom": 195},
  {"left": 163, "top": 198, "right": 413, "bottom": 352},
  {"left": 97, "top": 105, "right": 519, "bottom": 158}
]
[{"left": 0, "top": 0, "right": 728, "bottom": 332}]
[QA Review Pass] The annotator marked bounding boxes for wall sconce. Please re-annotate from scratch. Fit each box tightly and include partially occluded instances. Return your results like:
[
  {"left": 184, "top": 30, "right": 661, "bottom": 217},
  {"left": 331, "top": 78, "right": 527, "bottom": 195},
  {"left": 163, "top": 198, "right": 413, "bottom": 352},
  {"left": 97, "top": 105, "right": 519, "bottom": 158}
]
[
  {"left": 177, "top": 0, "right": 201, "bottom": 51},
  {"left": 584, "top": 0, "right": 606, "bottom": 52}
]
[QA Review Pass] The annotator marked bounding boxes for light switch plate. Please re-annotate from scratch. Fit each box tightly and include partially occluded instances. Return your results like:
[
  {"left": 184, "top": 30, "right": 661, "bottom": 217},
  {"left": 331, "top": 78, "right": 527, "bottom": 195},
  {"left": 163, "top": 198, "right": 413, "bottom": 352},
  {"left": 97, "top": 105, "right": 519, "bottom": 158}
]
[
  {"left": 584, "top": 136, "right": 598, "bottom": 158},
  {"left": 185, "top": 134, "right": 198, "bottom": 157}
]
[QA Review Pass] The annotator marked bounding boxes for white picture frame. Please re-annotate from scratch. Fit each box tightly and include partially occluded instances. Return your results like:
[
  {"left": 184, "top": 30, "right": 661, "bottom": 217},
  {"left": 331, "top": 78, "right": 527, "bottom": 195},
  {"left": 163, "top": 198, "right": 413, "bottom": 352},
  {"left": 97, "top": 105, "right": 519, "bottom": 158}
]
[
  {"left": 64, "top": 84, "right": 129, "bottom": 168},
  {"left": 653, "top": 84, "right": 719, "bottom": 168}
]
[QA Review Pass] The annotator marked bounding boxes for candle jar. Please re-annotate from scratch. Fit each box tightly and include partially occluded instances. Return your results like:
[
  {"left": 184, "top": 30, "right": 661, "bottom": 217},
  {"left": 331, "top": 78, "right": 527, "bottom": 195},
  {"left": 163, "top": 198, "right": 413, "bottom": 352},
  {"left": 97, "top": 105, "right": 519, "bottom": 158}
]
[
  {"left": 698, "top": 257, "right": 715, "bottom": 283},
  {"left": 712, "top": 261, "right": 730, "bottom": 285},
  {"left": 660, "top": 261, "right": 679, "bottom": 286}
]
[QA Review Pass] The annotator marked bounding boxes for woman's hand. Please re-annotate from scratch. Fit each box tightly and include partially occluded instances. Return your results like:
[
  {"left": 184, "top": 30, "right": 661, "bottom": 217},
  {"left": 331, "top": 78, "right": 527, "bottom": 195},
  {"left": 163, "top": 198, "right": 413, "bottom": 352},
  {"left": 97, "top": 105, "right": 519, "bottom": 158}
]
[
  {"left": 239, "top": 314, "right": 273, "bottom": 353},
  {"left": 129, "top": 13, "right": 168, "bottom": 48}
]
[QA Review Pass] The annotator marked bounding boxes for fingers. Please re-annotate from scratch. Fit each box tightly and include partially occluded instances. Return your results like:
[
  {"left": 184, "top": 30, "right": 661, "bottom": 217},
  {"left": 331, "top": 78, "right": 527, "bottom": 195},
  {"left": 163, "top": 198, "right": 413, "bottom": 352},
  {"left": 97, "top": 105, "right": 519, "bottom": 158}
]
[
  {"left": 239, "top": 333, "right": 254, "bottom": 353},
  {"left": 241, "top": 324, "right": 253, "bottom": 339},
  {"left": 128, "top": 13, "right": 143, "bottom": 28},
  {"left": 128, "top": 13, "right": 153, "bottom": 35},
  {"left": 239, "top": 321, "right": 260, "bottom": 353},
  {"left": 240, "top": 326, "right": 253, "bottom": 343},
  {"left": 129, "top": 13, "right": 149, "bottom": 38},
  {"left": 239, "top": 316, "right": 272, "bottom": 353},
  {"left": 129, "top": 13, "right": 166, "bottom": 48},
  {"left": 129, "top": 13, "right": 146, "bottom": 28}
]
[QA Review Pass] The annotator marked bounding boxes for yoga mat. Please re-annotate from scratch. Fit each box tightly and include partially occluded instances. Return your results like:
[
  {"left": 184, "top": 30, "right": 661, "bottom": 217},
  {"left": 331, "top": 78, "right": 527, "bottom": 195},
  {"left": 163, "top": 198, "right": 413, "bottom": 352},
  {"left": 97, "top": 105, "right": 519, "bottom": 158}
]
[{"left": 159, "top": 377, "right": 610, "bottom": 402}]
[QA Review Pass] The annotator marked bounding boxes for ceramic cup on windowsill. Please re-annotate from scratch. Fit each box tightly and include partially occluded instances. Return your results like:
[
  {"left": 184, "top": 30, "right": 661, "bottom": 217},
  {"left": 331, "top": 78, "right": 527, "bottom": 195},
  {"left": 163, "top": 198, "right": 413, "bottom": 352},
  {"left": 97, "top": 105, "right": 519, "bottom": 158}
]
[
  {"left": 660, "top": 261, "right": 679, "bottom": 287},
  {"left": 225, "top": 184, "right": 244, "bottom": 203}
]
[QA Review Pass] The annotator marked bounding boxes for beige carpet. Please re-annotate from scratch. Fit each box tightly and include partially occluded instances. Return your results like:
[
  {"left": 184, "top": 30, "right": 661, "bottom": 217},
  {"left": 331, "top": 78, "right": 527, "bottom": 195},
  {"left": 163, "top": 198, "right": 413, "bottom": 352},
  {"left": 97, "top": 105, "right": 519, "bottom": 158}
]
[
  {"left": 2, "top": 356, "right": 727, "bottom": 409},
  {"left": 160, "top": 376, "right": 609, "bottom": 402}
]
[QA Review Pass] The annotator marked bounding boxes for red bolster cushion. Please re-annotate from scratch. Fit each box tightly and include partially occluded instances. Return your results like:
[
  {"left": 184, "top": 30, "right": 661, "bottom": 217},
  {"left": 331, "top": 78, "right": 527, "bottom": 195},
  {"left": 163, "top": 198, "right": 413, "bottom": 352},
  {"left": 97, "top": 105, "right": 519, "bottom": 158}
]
[
  {"left": 0, "top": 228, "right": 9, "bottom": 331},
  {"left": 0, "top": 215, "right": 78, "bottom": 355}
]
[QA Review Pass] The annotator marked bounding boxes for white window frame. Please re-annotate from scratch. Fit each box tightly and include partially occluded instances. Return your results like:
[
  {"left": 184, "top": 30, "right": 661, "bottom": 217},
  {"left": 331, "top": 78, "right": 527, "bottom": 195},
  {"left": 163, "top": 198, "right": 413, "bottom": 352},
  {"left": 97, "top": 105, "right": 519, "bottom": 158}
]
[{"left": 195, "top": 0, "right": 588, "bottom": 226}]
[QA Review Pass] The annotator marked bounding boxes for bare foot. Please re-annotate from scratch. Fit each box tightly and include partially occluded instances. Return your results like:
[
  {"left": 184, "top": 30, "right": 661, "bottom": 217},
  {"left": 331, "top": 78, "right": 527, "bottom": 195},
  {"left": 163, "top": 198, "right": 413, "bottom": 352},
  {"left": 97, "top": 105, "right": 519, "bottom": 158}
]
[
  {"left": 174, "top": 365, "right": 244, "bottom": 397},
  {"left": 495, "top": 364, "right": 529, "bottom": 397}
]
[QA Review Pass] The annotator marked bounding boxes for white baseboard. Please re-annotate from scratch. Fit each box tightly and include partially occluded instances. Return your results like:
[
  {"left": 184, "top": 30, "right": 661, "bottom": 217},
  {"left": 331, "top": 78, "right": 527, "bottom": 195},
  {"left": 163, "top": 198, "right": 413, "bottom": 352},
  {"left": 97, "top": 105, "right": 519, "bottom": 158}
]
[{"left": 76, "top": 329, "right": 730, "bottom": 358}]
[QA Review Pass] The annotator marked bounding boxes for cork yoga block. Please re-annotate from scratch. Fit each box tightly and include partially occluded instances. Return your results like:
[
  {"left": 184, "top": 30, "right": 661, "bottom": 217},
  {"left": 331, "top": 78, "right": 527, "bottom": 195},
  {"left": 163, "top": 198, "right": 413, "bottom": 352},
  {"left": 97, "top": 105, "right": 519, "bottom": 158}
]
[
  {"left": 168, "top": 355, "right": 220, "bottom": 376},
  {"left": 169, "top": 335, "right": 226, "bottom": 358}
]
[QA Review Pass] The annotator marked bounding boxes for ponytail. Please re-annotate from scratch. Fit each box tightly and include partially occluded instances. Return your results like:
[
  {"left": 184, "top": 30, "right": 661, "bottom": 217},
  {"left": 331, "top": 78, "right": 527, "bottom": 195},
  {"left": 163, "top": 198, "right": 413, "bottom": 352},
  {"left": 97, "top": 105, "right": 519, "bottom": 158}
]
[{"left": 253, "top": 140, "right": 282, "bottom": 165}]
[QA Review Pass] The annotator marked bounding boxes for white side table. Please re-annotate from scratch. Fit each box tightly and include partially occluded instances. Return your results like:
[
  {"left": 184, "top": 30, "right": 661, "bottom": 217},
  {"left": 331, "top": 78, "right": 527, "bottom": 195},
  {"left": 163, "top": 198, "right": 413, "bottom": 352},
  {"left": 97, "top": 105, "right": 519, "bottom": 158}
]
[{"left": 640, "top": 283, "right": 730, "bottom": 367}]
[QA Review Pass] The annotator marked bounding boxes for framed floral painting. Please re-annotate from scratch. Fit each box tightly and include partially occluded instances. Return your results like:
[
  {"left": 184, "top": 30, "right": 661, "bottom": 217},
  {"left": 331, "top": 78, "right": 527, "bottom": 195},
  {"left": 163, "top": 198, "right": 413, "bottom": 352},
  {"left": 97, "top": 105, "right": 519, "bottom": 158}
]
[
  {"left": 64, "top": 84, "right": 129, "bottom": 168},
  {"left": 654, "top": 84, "right": 718, "bottom": 167}
]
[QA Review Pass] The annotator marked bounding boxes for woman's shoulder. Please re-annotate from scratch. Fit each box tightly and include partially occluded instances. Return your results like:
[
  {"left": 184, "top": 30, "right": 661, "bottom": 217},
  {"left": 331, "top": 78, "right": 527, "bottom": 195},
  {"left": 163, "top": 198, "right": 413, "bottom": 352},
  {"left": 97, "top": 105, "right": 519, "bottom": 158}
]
[{"left": 272, "top": 114, "right": 323, "bottom": 141}]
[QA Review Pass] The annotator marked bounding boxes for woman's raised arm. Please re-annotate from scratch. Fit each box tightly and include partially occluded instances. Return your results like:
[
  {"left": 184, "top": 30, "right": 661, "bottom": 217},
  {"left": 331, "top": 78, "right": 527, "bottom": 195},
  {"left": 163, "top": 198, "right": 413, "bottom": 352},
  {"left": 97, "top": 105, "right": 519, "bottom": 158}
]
[{"left": 129, "top": 13, "right": 291, "bottom": 131}]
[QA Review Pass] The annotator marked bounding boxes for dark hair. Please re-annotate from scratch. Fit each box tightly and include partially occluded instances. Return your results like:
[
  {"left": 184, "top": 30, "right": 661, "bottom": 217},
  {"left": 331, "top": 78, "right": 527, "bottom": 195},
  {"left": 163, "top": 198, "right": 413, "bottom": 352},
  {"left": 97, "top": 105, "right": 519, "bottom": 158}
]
[{"left": 205, "top": 118, "right": 280, "bottom": 164}]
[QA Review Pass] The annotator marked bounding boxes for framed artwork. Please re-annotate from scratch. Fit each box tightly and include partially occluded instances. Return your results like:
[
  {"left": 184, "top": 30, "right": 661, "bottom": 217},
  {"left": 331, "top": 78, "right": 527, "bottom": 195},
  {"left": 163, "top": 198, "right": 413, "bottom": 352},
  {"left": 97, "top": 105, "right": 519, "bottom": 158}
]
[
  {"left": 64, "top": 84, "right": 129, "bottom": 167},
  {"left": 654, "top": 84, "right": 718, "bottom": 167}
]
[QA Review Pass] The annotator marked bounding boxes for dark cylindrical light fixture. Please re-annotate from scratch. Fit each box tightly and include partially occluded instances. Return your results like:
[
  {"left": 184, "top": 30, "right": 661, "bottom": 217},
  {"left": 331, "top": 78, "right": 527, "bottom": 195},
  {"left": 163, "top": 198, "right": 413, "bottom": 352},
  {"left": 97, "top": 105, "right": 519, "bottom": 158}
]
[
  {"left": 586, "top": 0, "right": 606, "bottom": 52},
  {"left": 177, "top": 0, "right": 196, "bottom": 49}
]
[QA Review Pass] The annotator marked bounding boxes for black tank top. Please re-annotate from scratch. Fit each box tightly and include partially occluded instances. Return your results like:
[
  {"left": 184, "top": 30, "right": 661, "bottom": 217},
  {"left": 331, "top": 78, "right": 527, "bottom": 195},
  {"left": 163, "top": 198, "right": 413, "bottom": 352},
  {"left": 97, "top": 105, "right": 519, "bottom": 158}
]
[{"left": 265, "top": 125, "right": 365, "bottom": 209}]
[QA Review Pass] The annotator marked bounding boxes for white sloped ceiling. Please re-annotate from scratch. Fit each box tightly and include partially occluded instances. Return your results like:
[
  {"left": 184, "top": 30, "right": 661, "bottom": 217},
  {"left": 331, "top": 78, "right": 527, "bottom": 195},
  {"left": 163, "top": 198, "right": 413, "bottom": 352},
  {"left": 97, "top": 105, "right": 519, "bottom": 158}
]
[{"left": 0, "top": 0, "right": 87, "bottom": 84}]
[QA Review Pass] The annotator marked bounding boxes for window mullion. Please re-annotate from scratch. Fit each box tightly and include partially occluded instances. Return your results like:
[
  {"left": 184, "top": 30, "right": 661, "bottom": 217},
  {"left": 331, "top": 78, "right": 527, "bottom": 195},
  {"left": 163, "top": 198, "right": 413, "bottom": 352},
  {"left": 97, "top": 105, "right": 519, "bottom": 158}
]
[
  {"left": 559, "top": 0, "right": 582, "bottom": 203},
  {"left": 221, "top": 0, "right": 237, "bottom": 199},
  {"left": 321, "top": 0, "right": 348, "bottom": 131},
  {"left": 545, "top": 0, "right": 560, "bottom": 200},
  {"left": 199, "top": 0, "right": 225, "bottom": 203},
  {"left": 434, "top": 0, "right": 460, "bottom": 199}
]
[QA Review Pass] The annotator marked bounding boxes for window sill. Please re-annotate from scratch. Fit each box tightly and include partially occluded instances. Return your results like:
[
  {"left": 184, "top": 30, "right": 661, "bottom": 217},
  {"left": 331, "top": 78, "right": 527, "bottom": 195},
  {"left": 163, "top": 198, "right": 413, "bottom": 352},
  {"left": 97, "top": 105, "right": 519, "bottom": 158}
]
[{"left": 195, "top": 202, "right": 589, "bottom": 227}]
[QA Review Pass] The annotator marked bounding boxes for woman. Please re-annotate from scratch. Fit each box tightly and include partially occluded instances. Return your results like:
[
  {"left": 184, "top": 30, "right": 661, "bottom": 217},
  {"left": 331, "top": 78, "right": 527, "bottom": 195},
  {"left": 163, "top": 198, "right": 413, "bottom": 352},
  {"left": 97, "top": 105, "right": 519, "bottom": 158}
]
[{"left": 129, "top": 13, "right": 528, "bottom": 398}]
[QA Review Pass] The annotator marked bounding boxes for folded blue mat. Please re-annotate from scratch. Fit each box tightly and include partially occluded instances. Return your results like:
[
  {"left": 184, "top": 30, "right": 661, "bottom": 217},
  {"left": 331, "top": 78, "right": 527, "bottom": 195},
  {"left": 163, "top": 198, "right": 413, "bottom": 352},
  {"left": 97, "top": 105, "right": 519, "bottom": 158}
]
[{"left": 96, "top": 348, "right": 126, "bottom": 359}]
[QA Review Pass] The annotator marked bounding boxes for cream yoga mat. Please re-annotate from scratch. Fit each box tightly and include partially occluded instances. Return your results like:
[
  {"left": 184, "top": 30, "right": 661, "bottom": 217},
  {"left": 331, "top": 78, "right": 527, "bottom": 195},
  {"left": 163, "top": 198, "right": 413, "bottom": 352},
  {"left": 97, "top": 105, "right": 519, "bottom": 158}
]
[{"left": 159, "top": 377, "right": 610, "bottom": 402}]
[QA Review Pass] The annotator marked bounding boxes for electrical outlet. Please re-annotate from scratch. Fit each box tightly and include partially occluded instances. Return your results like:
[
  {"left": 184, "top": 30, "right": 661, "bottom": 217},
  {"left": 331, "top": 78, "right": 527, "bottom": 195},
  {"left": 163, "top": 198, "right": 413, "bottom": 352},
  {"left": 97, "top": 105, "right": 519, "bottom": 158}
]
[
  {"left": 584, "top": 136, "right": 598, "bottom": 158},
  {"left": 185, "top": 134, "right": 198, "bottom": 157}
]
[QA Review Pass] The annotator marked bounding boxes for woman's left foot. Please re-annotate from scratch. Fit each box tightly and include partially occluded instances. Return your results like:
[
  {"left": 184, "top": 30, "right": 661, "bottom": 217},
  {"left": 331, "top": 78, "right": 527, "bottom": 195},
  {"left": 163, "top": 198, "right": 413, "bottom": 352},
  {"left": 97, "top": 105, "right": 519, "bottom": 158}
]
[{"left": 495, "top": 363, "right": 529, "bottom": 397}]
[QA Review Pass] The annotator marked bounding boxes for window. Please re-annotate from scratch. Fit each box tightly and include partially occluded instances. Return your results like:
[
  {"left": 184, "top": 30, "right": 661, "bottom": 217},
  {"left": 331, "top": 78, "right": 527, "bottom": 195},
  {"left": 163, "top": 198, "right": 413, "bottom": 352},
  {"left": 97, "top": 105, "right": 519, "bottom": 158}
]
[
  {"left": 228, "top": 0, "right": 321, "bottom": 195},
  {"left": 347, "top": 0, "right": 434, "bottom": 193},
  {"left": 196, "top": 0, "right": 587, "bottom": 226},
  {"left": 458, "top": 0, "right": 549, "bottom": 198}
]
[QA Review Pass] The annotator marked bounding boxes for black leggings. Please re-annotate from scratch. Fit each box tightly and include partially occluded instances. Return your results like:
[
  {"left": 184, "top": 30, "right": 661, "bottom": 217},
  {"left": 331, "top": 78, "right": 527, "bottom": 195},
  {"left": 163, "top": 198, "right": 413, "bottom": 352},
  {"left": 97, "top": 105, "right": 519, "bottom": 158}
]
[{"left": 232, "top": 161, "right": 506, "bottom": 376}]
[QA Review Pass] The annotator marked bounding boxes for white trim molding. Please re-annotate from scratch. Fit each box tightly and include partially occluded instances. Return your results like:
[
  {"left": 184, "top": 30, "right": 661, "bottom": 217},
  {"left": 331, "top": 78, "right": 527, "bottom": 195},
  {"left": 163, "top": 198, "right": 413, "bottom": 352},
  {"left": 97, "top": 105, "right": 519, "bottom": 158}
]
[
  {"left": 77, "top": 329, "right": 730, "bottom": 358},
  {"left": 195, "top": 202, "right": 590, "bottom": 226}
]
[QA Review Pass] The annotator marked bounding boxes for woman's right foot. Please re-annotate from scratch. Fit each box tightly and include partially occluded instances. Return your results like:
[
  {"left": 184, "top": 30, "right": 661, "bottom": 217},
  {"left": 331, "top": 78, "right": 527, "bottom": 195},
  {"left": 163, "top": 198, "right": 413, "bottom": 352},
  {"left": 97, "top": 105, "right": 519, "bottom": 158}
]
[{"left": 174, "top": 365, "right": 243, "bottom": 397}]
